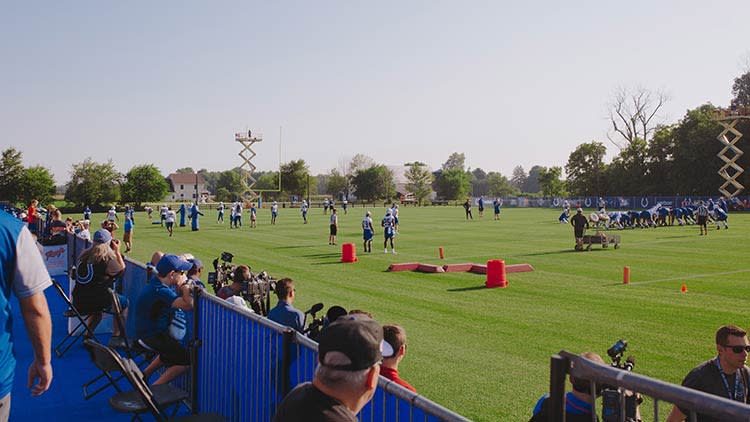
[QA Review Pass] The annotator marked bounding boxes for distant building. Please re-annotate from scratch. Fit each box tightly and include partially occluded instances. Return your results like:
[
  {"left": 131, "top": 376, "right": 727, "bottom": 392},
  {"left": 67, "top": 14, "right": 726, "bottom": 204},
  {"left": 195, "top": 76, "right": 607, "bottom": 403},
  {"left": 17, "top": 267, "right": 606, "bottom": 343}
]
[
  {"left": 165, "top": 173, "right": 209, "bottom": 202},
  {"left": 387, "top": 164, "right": 436, "bottom": 202}
]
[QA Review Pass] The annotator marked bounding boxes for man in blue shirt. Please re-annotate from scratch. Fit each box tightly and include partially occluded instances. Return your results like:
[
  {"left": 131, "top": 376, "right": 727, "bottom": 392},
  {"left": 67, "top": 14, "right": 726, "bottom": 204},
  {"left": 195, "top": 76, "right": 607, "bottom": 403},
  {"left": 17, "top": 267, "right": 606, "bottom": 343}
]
[
  {"left": 267, "top": 278, "right": 304, "bottom": 332},
  {"left": 530, "top": 352, "right": 605, "bottom": 421},
  {"left": 0, "top": 211, "right": 53, "bottom": 420},
  {"left": 135, "top": 254, "right": 194, "bottom": 385}
]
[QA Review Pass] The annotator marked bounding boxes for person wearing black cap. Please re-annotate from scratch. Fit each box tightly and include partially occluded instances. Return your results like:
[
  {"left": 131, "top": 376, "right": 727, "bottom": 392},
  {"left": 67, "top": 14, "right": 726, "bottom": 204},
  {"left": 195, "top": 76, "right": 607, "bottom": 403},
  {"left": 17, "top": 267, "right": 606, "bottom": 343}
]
[
  {"left": 134, "top": 254, "right": 194, "bottom": 385},
  {"left": 72, "top": 229, "right": 127, "bottom": 347},
  {"left": 273, "top": 315, "right": 384, "bottom": 422},
  {"left": 571, "top": 208, "right": 589, "bottom": 251}
]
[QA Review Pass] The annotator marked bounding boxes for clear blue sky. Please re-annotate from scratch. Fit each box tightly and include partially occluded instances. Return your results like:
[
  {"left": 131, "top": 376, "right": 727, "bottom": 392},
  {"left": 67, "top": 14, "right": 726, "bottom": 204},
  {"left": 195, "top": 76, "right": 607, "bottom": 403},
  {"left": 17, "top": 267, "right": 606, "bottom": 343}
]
[{"left": 2, "top": 1, "right": 749, "bottom": 183}]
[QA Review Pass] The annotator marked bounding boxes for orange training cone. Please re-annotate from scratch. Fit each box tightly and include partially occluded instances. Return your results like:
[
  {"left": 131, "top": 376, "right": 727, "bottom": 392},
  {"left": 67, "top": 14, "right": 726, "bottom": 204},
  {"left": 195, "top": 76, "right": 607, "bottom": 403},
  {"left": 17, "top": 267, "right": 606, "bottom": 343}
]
[
  {"left": 623, "top": 266, "right": 630, "bottom": 284},
  {"left": 439, "top": 247, "right": 445, "bottom": 260},
  {"left": 680, "top": 283, "right": 687, "bottom": 293}
]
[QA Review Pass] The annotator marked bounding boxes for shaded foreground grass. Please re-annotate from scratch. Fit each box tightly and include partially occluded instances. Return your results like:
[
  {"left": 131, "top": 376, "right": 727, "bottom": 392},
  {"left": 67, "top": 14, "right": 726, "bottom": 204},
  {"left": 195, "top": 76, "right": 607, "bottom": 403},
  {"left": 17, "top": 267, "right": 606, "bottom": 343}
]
[{"left": 109, "top": 206, "right": 750, "bottom": 421}]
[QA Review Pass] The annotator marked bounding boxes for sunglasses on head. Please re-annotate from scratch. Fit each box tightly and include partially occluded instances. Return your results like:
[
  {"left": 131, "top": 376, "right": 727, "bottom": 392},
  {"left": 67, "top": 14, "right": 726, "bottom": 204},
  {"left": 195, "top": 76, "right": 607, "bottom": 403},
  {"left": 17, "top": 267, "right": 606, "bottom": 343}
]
[{"left": 724, "top": 345, "right": 750, "bottom": 353}]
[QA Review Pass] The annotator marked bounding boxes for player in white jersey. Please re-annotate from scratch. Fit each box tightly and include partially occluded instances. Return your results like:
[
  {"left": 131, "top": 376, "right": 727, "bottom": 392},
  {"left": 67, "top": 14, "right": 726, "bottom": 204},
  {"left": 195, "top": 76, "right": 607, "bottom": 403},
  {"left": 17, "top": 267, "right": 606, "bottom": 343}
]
[
  {"left": 362, "top": 211, "right": 374, "bottom": 252},
  {"left": 106, "top": 206, "right": 118, "bottom": 222},
  {"left": 328, "top": 208, "right": 338, "bottom": 245},
  {"left": 301, "top": 200, "right": 308, "bottom": 224},
  {"left": 382, "top": 210, "right": 397, "bottom": 254},
  {"left": 165, "top": 207, "right": 176, "bottom": 236}
]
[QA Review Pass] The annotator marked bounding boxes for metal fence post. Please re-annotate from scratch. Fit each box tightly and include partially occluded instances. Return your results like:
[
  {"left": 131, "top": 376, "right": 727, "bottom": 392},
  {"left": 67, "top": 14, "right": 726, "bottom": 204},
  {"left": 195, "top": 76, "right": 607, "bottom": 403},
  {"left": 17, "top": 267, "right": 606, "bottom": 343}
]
[
  {"left": 281, "top": 329, "right": 295, "bottom": 397},
  {"left": 190, "top": 287, "right": 202, "bottom": 414},
  {"left": 549, "top": 353, "right": 569, "bottom": 422}
]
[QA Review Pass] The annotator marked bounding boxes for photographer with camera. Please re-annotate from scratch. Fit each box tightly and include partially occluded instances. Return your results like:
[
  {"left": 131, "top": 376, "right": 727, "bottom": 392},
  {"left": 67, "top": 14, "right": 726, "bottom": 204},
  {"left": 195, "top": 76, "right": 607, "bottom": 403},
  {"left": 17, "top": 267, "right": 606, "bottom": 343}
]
[
  {"left": 216, "top": 265, "right": 251, "bottom": 300},
  {"left": 666, "top": 325, "right": 750, "bottom": 422},
  {"left": 530, "top": 352, "right": 605, "bottom": 422},
  {"left": 267, "top": 278, "right": 304, "bottom": 333}
]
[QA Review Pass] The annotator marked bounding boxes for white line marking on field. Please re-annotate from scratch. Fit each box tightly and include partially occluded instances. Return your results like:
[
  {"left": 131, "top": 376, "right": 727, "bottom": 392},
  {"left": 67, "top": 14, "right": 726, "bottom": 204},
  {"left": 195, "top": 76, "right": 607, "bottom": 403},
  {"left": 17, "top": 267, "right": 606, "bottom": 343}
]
[{"left": 626, "top": 269, "right": 750, "bottom": 286}]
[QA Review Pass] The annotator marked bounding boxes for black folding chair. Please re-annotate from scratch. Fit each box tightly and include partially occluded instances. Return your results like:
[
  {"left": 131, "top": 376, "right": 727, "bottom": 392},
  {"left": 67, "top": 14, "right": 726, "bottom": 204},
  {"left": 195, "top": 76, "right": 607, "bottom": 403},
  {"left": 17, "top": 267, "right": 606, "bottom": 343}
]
[
  {"left": 83, "top": 340, "right": 223, "bottom": 422},
  {"left": 51, "top": 273, "right": 101, "bottom": 357},
  {"left": 82, "top": 288, "right": 156, "bottom": 400}
]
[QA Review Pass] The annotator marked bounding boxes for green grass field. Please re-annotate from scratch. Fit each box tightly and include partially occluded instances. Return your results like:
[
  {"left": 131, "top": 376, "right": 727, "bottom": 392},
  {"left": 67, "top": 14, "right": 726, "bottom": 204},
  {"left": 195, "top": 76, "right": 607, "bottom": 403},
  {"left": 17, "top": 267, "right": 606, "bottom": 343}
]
[{"left": 104, "top": 206, "right": 749, "bottom": 421}]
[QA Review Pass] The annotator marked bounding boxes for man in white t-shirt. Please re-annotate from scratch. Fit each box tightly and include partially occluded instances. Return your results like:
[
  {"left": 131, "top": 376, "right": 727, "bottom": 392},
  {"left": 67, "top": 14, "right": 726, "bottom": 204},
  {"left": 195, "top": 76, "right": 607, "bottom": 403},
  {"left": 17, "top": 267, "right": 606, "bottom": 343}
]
[
  {"left": 165, "top": 207, "right": 176, "bottom": 237},
  {"left": 0, "top": 212, "right": 54, "bottom": 420}
]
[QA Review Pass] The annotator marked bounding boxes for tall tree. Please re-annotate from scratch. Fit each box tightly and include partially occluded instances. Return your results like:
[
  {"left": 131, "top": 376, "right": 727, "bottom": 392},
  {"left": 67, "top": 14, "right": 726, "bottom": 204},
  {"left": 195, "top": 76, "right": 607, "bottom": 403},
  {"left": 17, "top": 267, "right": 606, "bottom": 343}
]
[
  {"left": 537, "top": 167, "right": 566, "bottom": 197},
  {"left": 486, "top": 172, "right": 517, "bottom": 197},
  {"left": 565, "top": 142, "right": 607, "bottom": 196},
  {"left": 605, "top": 139, "right": 648, "bottom": 195},
  {"left": 522, "top": 165, "right": 543, "bottom": 193},
  {"left": 441, "top": 152, "right": 466, "bottom": 171},
  {"left": 434, "top": 168, "right": 470, "bottom": 200},
  {"left": 644, "top": 124, "right": 676, "bottom": 195},
  {"left": 65, "top": 159, "right": 122, "bottom": 207},
  {"left": 280, "top": 159, "right": 313, "bottom": 197},
  {"left": 121, "top": 164, "right": 170, "bottom": 207},
  {"left": 325, "top": 169, "right": 348, "bottom": 198},
  {"left": 510, "top": 166, "right": 527, "bottom": 191},
  {"left": 175, "top": 167, "right": 195, "bottom": 174},
  {"left": 470, "top": 168, "right": 488, "bottom": 196},
  {"left": 215, "top": 170, "right": 247, "bottom": 201},
  {"left": 351, "top": 165, "right": 395, "bottom": 202},
  {"left": 732, "top": 71, "right": 750, "bottom": 107},
  {"left": 19, "top": 166, "right": 55, "bottom": 205},
  {"left": 608, "top": 86, "right": 667, "bottom": 150},
  {"left": 404, "top": 163, "right": 434, "bottom": 206},
  {"left": 0, "top": 147, "right": 25, "bottom": 204}
]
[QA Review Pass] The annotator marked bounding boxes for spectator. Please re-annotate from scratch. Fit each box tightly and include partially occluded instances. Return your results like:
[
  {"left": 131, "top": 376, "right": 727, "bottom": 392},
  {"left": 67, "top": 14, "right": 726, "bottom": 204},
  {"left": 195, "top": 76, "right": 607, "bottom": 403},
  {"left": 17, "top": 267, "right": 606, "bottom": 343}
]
[
  {"left": 26, "top": 199, "right": 39, "bottom": 232},
  {"left": 76, "top": 220, "right": 91, "bottom": 241},
  {"left": 101, "top": 219, "right": 118, "bottom": 235},
  {"left": 0, "top": 210, "right": 54, "bottom": 420},
  {"left": 225, "top": 295, "right": 249, "bottom": 310},
  {"left": 273, "top": 315, "right": 384, "bottom": 422},
  {"left": 530, "top": 352, "right": 605, "bottom": 422},
  {"left": 216, "top": 265, "right": 250, "bottom": 300},
  {"left": 349, "top": 309, "right": 373, "bottom": 318},
  {"left": 72, "top": 229, "right": 128, "bottom": 348},
  {"left": 571, "top": 208, "right": 589, "bottom": 251},
  {"left": 325, "top": 305, "right": 347, "bottom": 327},
  {"left": 381, "top": 324, "right": 416, "bottom": 392},
  {"left": 666, "top": 325, "right": 750, "bottom": 421},
  {"left": 187, "top": 258, "right": 206, "bottom": 289},
  {"left": 41, "top": 220, "right": 68, "bottom": 246},
  {"left": 267, "top": 278, "right": 304, "bottom": 332},
  {"left": 135, "top": 254, "right": 194, "bottom": 385}
]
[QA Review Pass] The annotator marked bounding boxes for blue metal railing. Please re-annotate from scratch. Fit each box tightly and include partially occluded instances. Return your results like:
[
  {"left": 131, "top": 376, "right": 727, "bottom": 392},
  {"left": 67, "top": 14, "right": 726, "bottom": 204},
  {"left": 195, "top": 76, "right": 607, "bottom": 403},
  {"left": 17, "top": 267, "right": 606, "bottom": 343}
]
[{"left": 192, "top": 292, "right": 469, "bottom": 422}]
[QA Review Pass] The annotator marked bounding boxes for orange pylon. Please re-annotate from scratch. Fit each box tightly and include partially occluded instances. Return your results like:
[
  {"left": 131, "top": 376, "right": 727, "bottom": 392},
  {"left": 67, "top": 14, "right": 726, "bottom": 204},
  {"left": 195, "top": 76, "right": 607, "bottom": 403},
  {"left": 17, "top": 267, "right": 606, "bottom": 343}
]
[{"left": 680, "top": 283, "right": 687, "bottom": 293}]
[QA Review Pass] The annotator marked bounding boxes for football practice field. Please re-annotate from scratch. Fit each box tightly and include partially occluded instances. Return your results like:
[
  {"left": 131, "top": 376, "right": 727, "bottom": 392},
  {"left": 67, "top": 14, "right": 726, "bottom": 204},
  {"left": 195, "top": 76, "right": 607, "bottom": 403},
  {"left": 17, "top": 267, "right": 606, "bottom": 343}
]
[{"left": 111, "top": 205, "right": 750, "bottom": 421}]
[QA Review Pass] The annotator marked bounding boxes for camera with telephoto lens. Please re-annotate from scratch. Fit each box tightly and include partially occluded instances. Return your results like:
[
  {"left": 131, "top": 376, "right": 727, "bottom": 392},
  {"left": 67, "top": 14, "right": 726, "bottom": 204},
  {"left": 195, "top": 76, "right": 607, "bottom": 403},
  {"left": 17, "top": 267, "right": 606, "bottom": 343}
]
[
  {"left": 208, "top": 252, "right": 236, "bottom": 292},
  {"left": 240, "top": 270, "right": 276, "bottom": 316},
  {"left": 601, "top": 339, "right": 640, "bottom": 422},
  {"left": 303, "top": 303, "right": 325, "bottom": 341}
]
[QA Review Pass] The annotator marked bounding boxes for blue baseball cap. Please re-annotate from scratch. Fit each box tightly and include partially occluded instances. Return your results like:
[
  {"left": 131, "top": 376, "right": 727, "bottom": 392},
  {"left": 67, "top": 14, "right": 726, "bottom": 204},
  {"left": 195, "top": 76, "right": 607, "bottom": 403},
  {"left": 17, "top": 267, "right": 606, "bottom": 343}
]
[
  {"left": 156, "top": 254, "right": 193, "bottom": 277},
  {"left": 189, "top": 258, "right": 203, "bottom": 270},
  {"left": 93, "top": 229, "right": 112, "bottom": 244}
]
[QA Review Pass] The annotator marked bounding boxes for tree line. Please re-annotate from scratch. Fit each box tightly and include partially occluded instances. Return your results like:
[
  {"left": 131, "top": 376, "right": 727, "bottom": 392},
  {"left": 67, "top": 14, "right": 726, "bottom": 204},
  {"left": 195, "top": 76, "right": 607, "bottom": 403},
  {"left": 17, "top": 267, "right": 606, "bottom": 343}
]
[{"left": 2, "top": 70, "right": 748, "bottom": 208}]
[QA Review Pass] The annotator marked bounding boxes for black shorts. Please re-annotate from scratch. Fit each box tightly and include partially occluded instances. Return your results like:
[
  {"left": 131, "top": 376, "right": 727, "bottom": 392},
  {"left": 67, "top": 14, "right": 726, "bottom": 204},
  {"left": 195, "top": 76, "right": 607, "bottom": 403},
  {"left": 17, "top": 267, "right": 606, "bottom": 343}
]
[
  {"left": 330, "top": 224, "right": 337, "bottom": 235},
  {"left": 142, "top": 331, "right": 190, "bottom": 366},
  {"left": 697, "top": 215, "right": 707, "bottom": 226}
]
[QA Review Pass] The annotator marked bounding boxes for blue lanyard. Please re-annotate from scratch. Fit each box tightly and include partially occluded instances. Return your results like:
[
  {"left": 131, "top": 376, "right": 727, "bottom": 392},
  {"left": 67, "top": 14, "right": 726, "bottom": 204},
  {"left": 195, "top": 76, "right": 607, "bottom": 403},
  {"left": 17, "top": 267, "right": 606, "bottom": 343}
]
[{"left": 715, "top": 357, "right": 744, "bottom": 402}]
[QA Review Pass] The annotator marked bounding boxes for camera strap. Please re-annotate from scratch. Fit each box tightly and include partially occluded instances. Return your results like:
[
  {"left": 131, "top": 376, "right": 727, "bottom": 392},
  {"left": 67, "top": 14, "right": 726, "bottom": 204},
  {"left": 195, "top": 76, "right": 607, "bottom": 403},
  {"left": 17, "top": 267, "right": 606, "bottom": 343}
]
[{"left": 715, "top": 357, "right": 744, "bottom": 402}]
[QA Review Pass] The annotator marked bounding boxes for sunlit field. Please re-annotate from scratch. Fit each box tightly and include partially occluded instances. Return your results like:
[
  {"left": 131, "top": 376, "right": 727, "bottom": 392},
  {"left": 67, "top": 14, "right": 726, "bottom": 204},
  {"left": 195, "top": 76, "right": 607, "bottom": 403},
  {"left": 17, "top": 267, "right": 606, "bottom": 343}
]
[{"left": 98, "top": 205, "right": 750, "bottom": 421}]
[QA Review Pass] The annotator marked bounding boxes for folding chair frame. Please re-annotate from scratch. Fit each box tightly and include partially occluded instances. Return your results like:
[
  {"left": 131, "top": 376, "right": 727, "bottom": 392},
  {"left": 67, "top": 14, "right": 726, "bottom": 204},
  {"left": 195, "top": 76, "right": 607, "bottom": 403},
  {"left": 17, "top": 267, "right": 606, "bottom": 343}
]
[{"left": 51, "top": 275, "right": 100, "bottom": 357}]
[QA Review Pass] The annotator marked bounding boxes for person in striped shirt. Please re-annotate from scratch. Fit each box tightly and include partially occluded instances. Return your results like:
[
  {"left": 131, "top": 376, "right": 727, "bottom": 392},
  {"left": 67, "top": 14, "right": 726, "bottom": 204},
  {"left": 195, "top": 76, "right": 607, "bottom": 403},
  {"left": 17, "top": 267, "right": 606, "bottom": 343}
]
[{"left": 696, "top": 201, "right": 709, "bottom": 236}]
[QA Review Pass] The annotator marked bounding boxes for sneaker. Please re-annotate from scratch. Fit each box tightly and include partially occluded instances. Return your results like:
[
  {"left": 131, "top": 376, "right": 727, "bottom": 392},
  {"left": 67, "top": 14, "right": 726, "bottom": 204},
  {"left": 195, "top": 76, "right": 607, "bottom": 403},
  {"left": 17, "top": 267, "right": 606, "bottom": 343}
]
[
  {"left": 392, "top": 250, "right": 397, "bottom": 254},
  {"left": 108, "top": 336, "right": 128, "bottom": 349},
  {"left": 384, "top": 249, "right": 388, "bottom": 254}
]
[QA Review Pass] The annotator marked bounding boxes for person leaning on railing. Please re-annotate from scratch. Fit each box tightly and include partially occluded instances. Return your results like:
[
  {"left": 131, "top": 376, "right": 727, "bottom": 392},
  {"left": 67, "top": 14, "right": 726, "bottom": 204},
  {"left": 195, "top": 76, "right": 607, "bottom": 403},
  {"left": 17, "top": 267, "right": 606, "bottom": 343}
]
[
  {"left": 530, "top": 352, "right": 605, "bottom": 422},
  {"left": 666, "top": 324, "right": 750, "bottom": 422},
  {"left": 267, "top": 278, "right": 304, "bottom": 333},
  {"left": 273, "top": 314, "right": 384, "bottom": 422},
  {"left": 380, "top": 324, "right": 416, "bottom": 393},
  {"left": 134, "top": 254, "right": 194, "bottom": 386}
]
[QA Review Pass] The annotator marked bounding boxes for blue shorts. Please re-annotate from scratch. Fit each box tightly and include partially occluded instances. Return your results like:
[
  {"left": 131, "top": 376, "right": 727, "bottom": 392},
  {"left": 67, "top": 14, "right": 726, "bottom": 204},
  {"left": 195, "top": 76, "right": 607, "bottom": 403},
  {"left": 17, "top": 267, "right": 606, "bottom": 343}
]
[
  {"left": 363, "top": 229, "right": 373, "bottom": 241},
  {"left": 384, "top": 227, "right": 394, "bottom": 239}
]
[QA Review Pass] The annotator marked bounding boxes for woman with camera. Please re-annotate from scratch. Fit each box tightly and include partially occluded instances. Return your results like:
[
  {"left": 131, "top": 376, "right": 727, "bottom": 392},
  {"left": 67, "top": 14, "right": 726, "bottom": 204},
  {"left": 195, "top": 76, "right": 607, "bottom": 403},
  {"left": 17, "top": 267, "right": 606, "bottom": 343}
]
[{"left": 72, "top": 229, "right": 127, "bottom": 348}]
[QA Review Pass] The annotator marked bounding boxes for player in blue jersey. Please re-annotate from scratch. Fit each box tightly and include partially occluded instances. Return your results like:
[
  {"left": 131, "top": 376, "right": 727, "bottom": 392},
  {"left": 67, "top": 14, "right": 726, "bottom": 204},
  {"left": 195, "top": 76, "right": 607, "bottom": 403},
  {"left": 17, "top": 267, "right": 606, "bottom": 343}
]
[
  {"left": 362, "top": 211, "right": 374, "bottom": 253},
  {"left": 712, "top": 207, "right": 729, "bottom": 229},
  {"left": 494, "top": 198, "right": 502, "bottom": 221},
  {"left": 382, "top": 210, "right": 397, "bottom": 254}
]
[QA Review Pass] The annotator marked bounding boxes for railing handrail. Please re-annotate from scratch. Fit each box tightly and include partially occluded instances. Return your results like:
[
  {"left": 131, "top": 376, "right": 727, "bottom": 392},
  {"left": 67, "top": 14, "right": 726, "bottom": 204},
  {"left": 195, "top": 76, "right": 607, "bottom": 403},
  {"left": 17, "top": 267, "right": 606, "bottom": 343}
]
[
  {"left": 559, "top": 350, "right": 750, "bottom": 421},
  {"left": 199, "top": 292, "right": 470, "bottom": 421}
]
